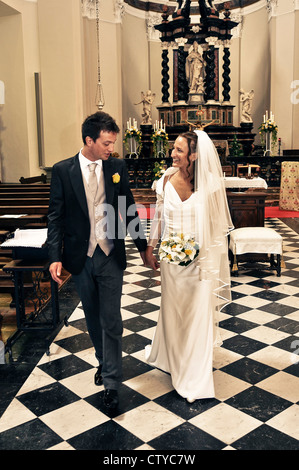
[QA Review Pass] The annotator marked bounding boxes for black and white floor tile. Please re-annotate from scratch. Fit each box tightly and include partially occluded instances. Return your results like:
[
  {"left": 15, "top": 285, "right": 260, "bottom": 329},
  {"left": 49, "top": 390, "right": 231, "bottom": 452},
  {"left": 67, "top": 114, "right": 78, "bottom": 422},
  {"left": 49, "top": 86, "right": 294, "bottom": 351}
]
[{"left": 0, "top": 218, "right": 298, "bottom": 451}]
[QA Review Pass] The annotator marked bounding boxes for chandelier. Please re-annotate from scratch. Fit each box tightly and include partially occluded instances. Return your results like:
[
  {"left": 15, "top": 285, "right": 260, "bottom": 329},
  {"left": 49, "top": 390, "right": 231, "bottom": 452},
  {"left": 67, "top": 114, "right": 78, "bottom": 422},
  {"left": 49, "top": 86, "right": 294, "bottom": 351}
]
[{"left": 95, "top": 0, "right": 105, "bottom": 110}]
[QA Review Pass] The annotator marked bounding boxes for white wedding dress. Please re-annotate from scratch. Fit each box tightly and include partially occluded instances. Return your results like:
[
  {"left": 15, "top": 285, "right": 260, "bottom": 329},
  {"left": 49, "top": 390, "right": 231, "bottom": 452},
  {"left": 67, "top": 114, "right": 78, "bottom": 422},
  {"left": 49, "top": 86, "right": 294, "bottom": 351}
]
[{"left": 145, "top": 179, "right": 216, "bottom": 401}]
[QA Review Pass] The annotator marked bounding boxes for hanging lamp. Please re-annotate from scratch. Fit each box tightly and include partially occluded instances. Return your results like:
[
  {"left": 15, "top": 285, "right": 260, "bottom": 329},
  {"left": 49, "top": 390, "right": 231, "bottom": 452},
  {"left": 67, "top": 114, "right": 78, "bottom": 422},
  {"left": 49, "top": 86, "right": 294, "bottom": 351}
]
[{"left": 95, "top": 0, "right": 105, "bottom": 110}]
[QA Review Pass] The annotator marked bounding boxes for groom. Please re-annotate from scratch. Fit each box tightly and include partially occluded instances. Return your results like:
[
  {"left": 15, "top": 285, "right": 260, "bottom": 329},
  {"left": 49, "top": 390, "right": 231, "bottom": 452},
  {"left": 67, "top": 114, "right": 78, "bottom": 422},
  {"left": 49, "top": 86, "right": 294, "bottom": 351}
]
[{"left": 48, "top": 111, "right": 147, "bottom": 409}]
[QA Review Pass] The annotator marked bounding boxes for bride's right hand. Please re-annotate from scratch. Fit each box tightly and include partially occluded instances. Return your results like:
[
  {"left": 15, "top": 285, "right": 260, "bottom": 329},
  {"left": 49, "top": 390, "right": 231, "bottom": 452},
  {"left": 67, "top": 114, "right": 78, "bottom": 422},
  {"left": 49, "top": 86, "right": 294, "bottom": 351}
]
[{"left": 145, "top": 246, "right": 160, "bottom": 270}]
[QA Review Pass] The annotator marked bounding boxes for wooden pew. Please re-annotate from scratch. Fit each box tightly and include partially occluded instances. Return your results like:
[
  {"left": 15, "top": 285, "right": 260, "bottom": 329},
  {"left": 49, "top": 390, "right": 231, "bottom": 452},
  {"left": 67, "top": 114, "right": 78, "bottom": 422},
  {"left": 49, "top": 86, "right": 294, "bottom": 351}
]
[
  {"left": 0, "top": 192, "right": 50, "bottom": 198},
  {"left": 0, "top": 206, "right": 48, "bottom": 215},
  {"left": 0, "top": 184, "right": 50, "bottom": 300},
  {"left": 19, "top": 174, "right": 47, "bottom": 184},
  {"left": 0, "top": 184, "right": 50, "bottom": 193},
  {"left": 0, "top": 197, "right": 49, "bottom": 206}
]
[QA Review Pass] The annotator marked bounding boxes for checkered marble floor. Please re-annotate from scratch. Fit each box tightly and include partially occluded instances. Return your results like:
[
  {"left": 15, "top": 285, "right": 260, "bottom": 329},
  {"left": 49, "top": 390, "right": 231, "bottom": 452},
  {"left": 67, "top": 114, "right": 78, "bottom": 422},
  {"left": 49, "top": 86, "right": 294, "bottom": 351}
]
[{"left": 0, "top": 218, "right": 298, "bottom": 451}]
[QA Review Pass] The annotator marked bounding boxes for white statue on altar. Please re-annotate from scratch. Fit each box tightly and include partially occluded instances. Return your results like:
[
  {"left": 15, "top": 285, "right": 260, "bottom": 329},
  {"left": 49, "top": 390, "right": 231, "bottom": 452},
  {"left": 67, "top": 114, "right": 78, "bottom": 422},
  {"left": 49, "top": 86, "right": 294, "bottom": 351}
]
[
  {"left": 240, "top": 89, "right": 254, "bottom": 123},
  {"left": 135, "top": 90, "right": 156, "bottom": 125},
  {"left": 186, "top": 42, "right": 205, "bottom": 104},
  {"left": 186, "top": 42, "right": 205, "bottom": 94}
]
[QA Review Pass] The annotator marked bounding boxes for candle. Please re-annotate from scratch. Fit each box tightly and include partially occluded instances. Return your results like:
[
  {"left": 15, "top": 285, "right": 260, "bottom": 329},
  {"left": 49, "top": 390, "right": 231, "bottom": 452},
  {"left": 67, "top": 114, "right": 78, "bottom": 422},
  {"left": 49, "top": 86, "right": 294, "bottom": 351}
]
[
  {"left": 263, "top": 115, "right": 265, "bottom": 123},
  {"left": 248, "top": 165, "right": 251, "bottom": 177}
]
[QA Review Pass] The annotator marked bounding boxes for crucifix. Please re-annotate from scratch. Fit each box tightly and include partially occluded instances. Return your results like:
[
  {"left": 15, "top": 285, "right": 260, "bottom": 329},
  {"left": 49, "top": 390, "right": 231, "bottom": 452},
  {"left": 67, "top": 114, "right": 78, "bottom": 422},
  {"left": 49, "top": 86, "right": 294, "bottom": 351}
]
[{"left": 186, "top": 105, "right": 220, "bottom": 130}]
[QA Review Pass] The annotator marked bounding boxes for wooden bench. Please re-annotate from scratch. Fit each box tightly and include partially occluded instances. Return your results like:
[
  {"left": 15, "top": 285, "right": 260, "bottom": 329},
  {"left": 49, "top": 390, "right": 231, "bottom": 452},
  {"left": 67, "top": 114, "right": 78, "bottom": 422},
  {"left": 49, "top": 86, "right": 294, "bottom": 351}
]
[
  {"left": 0, "top": 206, "right": 48, "bottom": 215},
  {"left": 19, "top": 174, "right": 47, "bottom": 184},
  {"left": 3, "top": 258, "right": 60, "bottom": 357},
  {"left": 0, "top": 198, "right": 49, "bottom": 206},
  {"left": 0, "top": 183, "right": 50, "bottom": 190}
]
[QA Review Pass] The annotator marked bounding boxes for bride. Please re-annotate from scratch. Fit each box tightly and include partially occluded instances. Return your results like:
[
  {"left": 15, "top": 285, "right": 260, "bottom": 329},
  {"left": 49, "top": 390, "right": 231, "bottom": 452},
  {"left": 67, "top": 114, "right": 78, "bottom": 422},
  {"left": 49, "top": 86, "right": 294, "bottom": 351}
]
[{"left": 145, "top": 130, "right": 233, "bottom": 402}]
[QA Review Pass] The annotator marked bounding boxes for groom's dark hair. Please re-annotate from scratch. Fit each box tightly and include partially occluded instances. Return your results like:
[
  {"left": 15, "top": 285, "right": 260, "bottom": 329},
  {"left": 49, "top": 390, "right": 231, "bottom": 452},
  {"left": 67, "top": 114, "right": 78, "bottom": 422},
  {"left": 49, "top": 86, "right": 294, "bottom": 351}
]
[{"left": 82, "top": 111, "right": 120, "bottom": 144}]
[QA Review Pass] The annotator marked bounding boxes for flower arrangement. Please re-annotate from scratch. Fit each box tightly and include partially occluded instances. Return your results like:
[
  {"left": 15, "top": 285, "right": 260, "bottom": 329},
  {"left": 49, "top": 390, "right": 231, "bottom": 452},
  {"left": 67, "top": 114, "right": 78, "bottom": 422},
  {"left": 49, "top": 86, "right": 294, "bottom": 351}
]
[
  {"left": 230, "top": 134, "right": 244, "bottom": 157},
  {"left": 159, "top": 233, "right": 200, "bottom": 266},
  {"left": 153, "top": 160, "right": 166, "bottom": 181},
  {"left": 123, "top": 118, "right": 142, "bottom": 156},
  {"left": 152, "top": 121, "right": 169, "bottom": 157},
  {"left": 259, "top": 111, "right": 278, "bottom": 154}
]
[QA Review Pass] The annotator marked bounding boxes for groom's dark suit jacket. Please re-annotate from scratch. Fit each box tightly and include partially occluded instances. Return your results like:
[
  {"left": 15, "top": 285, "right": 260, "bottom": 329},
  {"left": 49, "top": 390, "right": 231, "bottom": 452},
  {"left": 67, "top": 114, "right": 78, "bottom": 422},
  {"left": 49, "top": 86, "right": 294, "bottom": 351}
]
[{"left": 47, "top": 153, "right": 147, "bottom": 275}]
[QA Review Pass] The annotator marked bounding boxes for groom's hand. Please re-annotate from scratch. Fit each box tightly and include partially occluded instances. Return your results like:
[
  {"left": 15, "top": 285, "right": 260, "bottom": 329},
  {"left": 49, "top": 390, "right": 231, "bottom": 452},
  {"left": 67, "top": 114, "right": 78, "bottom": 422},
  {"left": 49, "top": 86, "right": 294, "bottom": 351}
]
[
  {"left": 49, "top": 261, "right": 63, "bottom": 285},
  {"left": 144, "top": 247, "right": 160, "bottom": 270}
]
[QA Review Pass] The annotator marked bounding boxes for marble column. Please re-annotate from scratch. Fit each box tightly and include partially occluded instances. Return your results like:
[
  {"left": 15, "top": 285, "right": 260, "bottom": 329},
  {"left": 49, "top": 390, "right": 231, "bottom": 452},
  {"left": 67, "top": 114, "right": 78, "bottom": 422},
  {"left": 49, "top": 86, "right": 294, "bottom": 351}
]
[
  {"left": 175, "top": 38, "right": 188, "bottom": 103},
  {"left": 161, "top": 42, "right": 170, "bottom": 105},
  {"left": 222, "top": 40, "right": 231, "bottom": 104}
]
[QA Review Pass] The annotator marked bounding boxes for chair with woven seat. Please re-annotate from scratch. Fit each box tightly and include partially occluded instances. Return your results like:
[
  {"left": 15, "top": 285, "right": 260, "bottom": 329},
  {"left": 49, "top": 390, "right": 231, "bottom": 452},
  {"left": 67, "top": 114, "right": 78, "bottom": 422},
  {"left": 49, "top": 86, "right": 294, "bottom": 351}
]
[{"left": 229, "top": 226, "right": 284, "bottom": 276}]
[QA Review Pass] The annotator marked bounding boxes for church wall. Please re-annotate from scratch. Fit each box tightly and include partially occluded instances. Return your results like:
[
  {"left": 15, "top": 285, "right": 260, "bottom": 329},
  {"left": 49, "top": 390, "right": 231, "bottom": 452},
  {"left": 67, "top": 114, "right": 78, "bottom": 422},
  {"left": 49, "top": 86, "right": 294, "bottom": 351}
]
[
  {"left": 37, "top": 0, "right": 84, "bottom": 168},
  {"left": 0, "top": 0, "right": 40, "bottom": 182},
  {"left": 269, "top": 8, "right": 295, "bottom": 151},
  {"left": 93, "top": 0, "right": 123, "bottom": 154},
  {"left": 0, "top": 1, "right": 298, "bottom": 184},
  {"left": 121, "top": 11, "right": 150, "bottom": 139},
  {"left": 292, "top": 9, "right": 299, "bottom": 150},
  {"left": 238, "top": 5, "right": 270, "bottom": 144},
  {"left": 148, "top": 40, "right": 165, "bottom": 124},
  {"left": 0, "top": 12, "right": 29, "bottom": 182}
]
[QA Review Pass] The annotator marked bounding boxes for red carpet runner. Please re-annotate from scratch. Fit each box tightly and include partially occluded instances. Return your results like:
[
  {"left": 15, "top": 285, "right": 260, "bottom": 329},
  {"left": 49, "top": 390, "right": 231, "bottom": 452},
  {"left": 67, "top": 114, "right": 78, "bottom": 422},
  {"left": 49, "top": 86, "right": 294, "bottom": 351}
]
[
  {"left": 264, "top": 206, "right": 299, "bottom": 218},
  {"left": 137, "top": 206, "right": 299, "bottom": 220}
]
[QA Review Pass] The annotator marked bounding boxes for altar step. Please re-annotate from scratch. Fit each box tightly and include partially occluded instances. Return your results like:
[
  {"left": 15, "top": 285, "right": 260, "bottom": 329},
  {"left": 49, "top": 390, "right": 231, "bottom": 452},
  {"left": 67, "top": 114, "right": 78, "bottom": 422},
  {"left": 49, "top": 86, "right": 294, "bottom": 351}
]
[
  {"left": 264, "top": 187, "right": 280, "bottom": 207},
  {"left": 132, "top": 188, "right": 281, "bottom": 207}
]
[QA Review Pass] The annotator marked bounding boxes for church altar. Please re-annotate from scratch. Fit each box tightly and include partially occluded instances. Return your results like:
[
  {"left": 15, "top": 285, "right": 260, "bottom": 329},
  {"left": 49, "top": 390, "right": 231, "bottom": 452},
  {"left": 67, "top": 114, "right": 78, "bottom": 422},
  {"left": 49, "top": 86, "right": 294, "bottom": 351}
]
[{"left": 224, "top": 177, "right": 268, "bottom": 190}]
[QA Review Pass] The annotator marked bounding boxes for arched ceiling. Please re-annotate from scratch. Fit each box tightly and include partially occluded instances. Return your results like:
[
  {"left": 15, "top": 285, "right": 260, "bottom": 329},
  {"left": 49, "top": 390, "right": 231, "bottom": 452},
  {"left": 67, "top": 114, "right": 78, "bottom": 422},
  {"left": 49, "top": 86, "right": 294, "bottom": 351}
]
[{"left": 123, "top": 1, "right": 263, "bottom": 14}]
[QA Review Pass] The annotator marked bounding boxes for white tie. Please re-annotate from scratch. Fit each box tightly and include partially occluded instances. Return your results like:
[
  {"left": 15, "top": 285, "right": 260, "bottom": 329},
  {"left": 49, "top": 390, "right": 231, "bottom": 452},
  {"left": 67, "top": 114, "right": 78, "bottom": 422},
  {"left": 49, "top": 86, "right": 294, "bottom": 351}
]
[{"left": 88, "top": 163, "right": 98, "bottom": 198}]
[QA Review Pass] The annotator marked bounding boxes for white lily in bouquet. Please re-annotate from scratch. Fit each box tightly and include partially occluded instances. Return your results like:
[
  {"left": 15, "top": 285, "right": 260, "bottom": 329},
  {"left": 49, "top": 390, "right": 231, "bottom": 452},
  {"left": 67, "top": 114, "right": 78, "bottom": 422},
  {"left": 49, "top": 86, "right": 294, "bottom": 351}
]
[{"left": 159, "top": 233, "right": 200, "bottom": 266}]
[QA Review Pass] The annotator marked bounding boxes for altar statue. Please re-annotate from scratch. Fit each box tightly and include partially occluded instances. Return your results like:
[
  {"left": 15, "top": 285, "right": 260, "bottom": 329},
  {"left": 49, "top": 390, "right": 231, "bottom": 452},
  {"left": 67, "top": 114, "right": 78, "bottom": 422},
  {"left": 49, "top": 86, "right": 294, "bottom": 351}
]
[
  {"left": 198, "top": 0, "right": 218, "bottom": 18},
  {"left": 135, "top": 90, "right": 156, "bottom": 125},
  {"left": 186, "top": 42, "right": 205, "bottom": 95},
  {"left": 172, "top": 0, "right": 191, "bottom": 20},
  {"left": 240, "top": 89, "right": 254, "bottom": 123}
]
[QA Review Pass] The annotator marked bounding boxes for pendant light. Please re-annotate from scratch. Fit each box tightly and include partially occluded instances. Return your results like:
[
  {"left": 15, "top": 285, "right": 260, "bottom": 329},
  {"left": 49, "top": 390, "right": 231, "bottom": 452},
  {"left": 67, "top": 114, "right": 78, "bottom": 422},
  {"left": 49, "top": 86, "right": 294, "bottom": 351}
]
[{"left": 95, "top": 0, "right": 105, "bottom": 110}]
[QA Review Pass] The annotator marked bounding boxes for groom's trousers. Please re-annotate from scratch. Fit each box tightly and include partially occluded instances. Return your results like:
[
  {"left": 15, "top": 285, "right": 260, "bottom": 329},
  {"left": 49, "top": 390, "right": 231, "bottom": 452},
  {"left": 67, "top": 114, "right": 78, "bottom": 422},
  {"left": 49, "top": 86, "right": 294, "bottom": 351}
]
[{"left": 72, "top": 245, "right": 124, "bottom": 390}]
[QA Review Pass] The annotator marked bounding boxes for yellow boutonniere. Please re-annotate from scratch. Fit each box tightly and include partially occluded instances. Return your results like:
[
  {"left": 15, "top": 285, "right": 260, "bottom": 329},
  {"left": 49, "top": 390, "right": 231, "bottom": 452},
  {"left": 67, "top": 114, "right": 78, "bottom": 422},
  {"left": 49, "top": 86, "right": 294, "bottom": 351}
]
[{"left": 112, "top": 172, "right": 120, "bottom": 184}]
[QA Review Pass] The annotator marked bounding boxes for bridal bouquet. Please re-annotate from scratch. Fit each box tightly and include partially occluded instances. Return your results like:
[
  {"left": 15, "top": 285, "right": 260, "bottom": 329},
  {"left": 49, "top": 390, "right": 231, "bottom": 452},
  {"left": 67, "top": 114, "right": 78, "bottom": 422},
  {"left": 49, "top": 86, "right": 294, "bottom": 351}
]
[{"left": 159, "top": 233, "right": 199, "bottom": 266}]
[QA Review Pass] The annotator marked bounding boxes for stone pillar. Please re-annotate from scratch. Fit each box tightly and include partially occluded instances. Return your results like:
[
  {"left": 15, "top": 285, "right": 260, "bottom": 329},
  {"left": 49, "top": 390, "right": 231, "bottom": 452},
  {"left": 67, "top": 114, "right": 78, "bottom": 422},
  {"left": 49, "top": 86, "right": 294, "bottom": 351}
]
[
  {"left": 161, "top": 42, "right": 170, "bottom": 105},
  {"left": 205, "top": 37, "right": 218, "bottom": 104},
  {"left": 222, "top": 40, "right": 231, "bottom": 104},
  {"left": 175, "top": 38, "right": 188, "bottom": 103}
]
